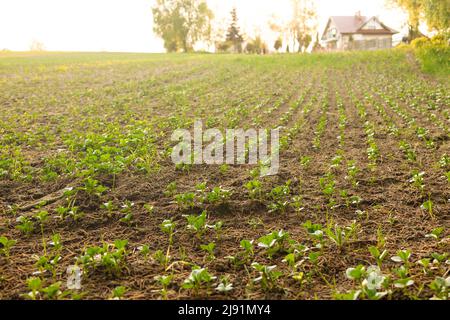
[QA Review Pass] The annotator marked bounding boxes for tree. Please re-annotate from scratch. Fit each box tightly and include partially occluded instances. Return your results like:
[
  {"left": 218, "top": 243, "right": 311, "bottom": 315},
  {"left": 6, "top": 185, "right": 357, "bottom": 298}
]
[
  {"left": 30, "top": 40, "right": 45, "bottom": 52},
  {"left": 274, "top": 37, "right": 283, "bottom": 52},
  {"left": 387, "top": 0, "right": 423, "bottom": 41},
  {"left": 421, "top": 0, "right": 450, "bottom": 32},
  {"left": 289, "top": 0, "right": 317, "bottom": 52},
  {"left": 268, "top": 14, "right": 288, "bottom": 53},
  {"left": 245, "top": 36, "right": 268, "bottom": 55},
  {"left": 387, "top": 0, "right": 449, "bottom": 40},
  {"left": 152, "top": 0, "right": 214, "bottom": 52},
  {"left": 312, "top": 32, "right": 322, "bottom": 52},
  {"left": 226, "top": 8, "right": 244, "bottom": 53}
]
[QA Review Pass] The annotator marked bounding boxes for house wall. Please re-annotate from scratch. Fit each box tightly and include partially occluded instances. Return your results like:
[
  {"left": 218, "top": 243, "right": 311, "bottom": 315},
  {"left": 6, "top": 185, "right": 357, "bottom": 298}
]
[{"left": 340, "top": 34, "right": 392, "bottom": 51}]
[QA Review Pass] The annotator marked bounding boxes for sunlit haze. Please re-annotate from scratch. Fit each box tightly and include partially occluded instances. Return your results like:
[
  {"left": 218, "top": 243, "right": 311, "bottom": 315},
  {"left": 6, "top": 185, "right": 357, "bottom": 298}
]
[{"left": 0, "top": 0, "right": 411, "bottom": 52}]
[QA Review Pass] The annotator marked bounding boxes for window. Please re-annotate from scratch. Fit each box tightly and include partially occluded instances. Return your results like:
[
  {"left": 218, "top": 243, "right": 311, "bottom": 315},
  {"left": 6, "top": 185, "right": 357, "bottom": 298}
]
[
  {"left": 365, "top": 20, "right": 379, "bottom": 30},
  {"left": 330, "top": 28, "right": 337, "bottom": 38}
]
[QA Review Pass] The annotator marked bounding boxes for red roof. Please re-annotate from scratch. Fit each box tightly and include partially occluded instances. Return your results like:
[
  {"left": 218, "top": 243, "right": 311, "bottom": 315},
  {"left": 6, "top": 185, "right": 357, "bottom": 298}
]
[
  {"left": 328, "top": 16, "right": 398, "bottom": 35},
  {"left": 331, "top": 16, "right": 368, "bottom": 34}
]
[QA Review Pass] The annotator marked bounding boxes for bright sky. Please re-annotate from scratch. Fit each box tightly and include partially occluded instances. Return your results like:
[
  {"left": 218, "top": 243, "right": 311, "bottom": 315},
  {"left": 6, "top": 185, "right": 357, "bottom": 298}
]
[{"left": 0, "top": 0, "right": 409, "bottom": 52}]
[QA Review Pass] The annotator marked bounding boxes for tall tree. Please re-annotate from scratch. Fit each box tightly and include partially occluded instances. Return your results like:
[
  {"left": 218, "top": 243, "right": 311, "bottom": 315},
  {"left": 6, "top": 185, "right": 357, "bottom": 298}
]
[
  {"left": 421, "top": 0, "right": 450, "bottom": 32},
  {"left": 387, "top": 0, "right": 423, "bottom": 41},
  {"left": 152, "top": 0, "right": 214, "bottom": 52},
  {"left": 387, "top": 0, "right": 449, "bottom": 40},
  {"left": 226, "top": 8, "right": 244, "bottom": 53},
  {"left": 245, "top": 36, "right": 268, "bottom": 54},
  {"left": 289, "top": 0, "right": 317, "bottom": 52},
  {"left": 268, "top": 14, "right": 288, "bottom": 53},
  {"left": 274, "top": 37, "right": 283, "bottom": 52}
]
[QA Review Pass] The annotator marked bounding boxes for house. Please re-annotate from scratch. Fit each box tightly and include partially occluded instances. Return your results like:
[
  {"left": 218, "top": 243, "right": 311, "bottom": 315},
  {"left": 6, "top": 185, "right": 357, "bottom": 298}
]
[{"left": 321, "top": 13, "right": 398, "bottom": 51}]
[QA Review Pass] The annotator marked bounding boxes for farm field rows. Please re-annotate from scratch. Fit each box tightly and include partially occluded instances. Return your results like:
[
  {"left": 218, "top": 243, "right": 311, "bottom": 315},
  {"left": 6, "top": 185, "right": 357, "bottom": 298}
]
[{"left": 0, "top": 51, "right": 449, "bottom": 300}]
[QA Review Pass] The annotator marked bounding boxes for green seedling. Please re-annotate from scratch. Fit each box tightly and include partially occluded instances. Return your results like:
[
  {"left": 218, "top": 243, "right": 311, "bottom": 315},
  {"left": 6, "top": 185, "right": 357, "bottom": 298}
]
[
  {"left": 325, "top": 221, "right": 358, "bottom": 249},
  {"left": 399, "top": 141, "right": 417, "bottom": 162},
  {"left": 268, "top": 181, "right": 291, "bottom": 213},
  {"left": 257, "top": 230, "right": 290, "bottom": 259},
  {"left": 164, "top": 182, "right": 177, "bottom": 197},
  {"left": 200, "top": 242, "right": 216, "bottom": 261},
  {"left": 0, "top": 236, "right": 16, "bottom": 259},
  {"left": 101, "top": 201, "right": 116, "bottom": 217},
  {"left": 144, "top": 204, "right": 155, "bottom": 215},
  {"left": 16, "top": 216, "right": 35, "bottom": 236},
  {"left": 216, "top": 276, "right": 234, "bottom": 294},
  {"left": 391, "top": 249, "right": 412, "bottom": 267},
  {"left": 161, "top": 219, "right": 176, "bottom": 267},
  {"left": 78, "top": 240, "right": 128, "bottom": 276},
  {"left": 425, "top": 227, "right": 444, "bottom": 240},
  {"left": 80, "top": 177, "right": 108, "bottom": 197},
  {"left": 154, "top": 275, "right": 173, "bottom": 300},
  {"left": 111, "top": 286, "right": 127, "bottom": 300},
  {"left": 174, "top": 192, "right": 196, "bottom": 209},
  {"left": 300, "top": 156, "right": 311, "bottom": 168},
  {"left": 251, "top": 262, "right": 283, "bottom": 291},
  {"left": 421, "top": 198, "right": 434, "bottom": 219},
  {"left": 409, "top": 170, "right": 425, "bottom": 192},
  {"left": 182, "top": 266, "right": 217, "bottom": 295},
  {"left": 369, "top": 246, "right": 388, "bottom": 268},
  {"left": 138, "top": 244, "right": 150, "bottom": 260},
  {"left": 185, "top": 211, "right": 208, "bottom": 239},
  {"left": 245, "top": 179, "right": 263, "bottom": 200},
  {"left": 429, "top": 277, "right": 450, "bottom": 300},
  {"left": 207, "top": 186, "right": 232, "bottom": 204}
]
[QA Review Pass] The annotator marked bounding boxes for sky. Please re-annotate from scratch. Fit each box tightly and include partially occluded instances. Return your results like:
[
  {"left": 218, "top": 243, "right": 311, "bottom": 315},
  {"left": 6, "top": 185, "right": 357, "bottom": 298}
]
[{"left": 0, "top": 0, "right": 410, "bottom": 52}]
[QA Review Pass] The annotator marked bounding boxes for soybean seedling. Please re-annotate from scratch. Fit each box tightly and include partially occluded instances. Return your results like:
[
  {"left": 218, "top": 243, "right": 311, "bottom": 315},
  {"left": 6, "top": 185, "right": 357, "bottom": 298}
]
[
  {"left": 251, "top": 262, "right": 283, "bottom": 291},
  {"left": 200, "top": 242, "right": 216, "bottom": 261},
  {"left": 138, "top": 244, "right": 150, "bottom": 260},
  {"left": 391, "top": 249, "right": 412, "bottom": 269},
  {"left": 257, "top": 230, "right": 290, "bottom": 259},
  {"left": 245, "top": 179, "right": 263, "bottom": 201},
  {"left": 101, "top": 201, "right": 116, "bottom": 218},
  {"left": 80, "top": 177, "right": 108, "bottom": 198},
  {"left": 429, "top": 277, "right": 450, "bottom": 300},
  {"left": 184, "top": 211, "right": 208, "bottom": 239},
  {"left": 160, "top": 219, "right": 176, "bottom": 267},
  {"left": 174, "top": 192, "right": 196, "bottom": 210},
  {"left": 369, "top": 246, "right": 388, "bottom": 268},
  {"left": 182, "top": 266, "right": 217, "bottom": 296},
  {"left": 290, "top": 195, "right": 304, "bottom": 214},
  {"left": 154, "top": 275, "right": 173, "bottom": 300},
  {"left": 268, "top": 181, "right": 291, "bottom": 213},
  {"left": 207, "top": 186, "right": 232, "bottom": 205},
  {"left": 16, "top": 216, "right": 34, "bottom": 236},
  {"left": 0, "top": 236, "right": 16, "bottom": 259},
  {"left": 164, "top": 182, "right": 177, "bottom": 197},
  {"left": 78, "top": 240, "right": 128, "bottom": 277},
  {"left": 34, "top": 210, "right": 49, "bottom": 255},
  {"left": 226, "top": 239, "right": 255, "bottom": 267},
  {"left": 110, "top": 286, "right": 127, "bottom": 300},
  {"left": 144, "top": 204, "right": 155, "bottom": 215},
  {"left": 120, "top": 201, "right": 135, "bottom": 226},
  {"left": 425, "top": 227, "right": 444, "bottom": 240},
  {"left": 421, "top": 197, "right": 435, "bottom": 220},
  {"left": 325, "top": 221, "right": 358, "bottom": 249},
  {"left": 216, "top": 276, "right": 234, "bottom": 294},
  {"left": 300, "top": 156, "right": 311, "bottom": 168},
  {"left": 35, "top": 233, "right": 62, "bottom": 279},
  {"left": 409, "top": 170, "right": 425, "bottom": 192},
  {"left": 303, "top": 220, "right": 324, "bottom": 248}
]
